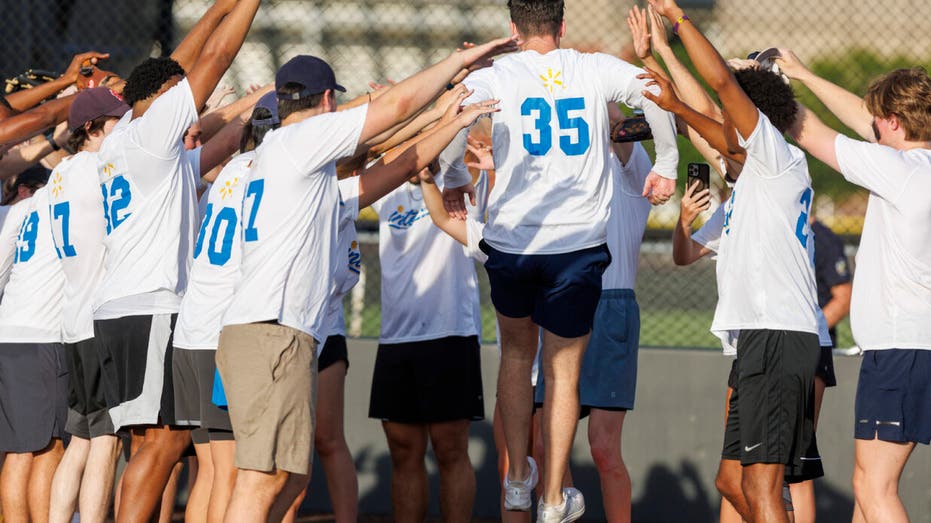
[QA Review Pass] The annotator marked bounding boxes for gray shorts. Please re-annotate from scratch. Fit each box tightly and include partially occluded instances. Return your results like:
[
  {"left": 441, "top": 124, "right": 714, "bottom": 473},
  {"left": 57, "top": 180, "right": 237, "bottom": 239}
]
[
  {"left": 0, "top": 343, "right": 69, "bottom": 452},
  {"left": 535, "top": 289, "right": 640, "bottom": 410},
  {"left": 172, "top": 347, "right": 233, "bottom": 434}
]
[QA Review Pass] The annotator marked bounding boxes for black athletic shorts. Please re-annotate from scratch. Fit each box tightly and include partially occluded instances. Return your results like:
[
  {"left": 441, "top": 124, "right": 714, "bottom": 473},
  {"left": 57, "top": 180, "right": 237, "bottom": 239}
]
[
  {"left": 0, "top": 343, "right": 69, "bottom": 452},
  {"left": 722, "top": 329, "right": 822, "bottom": 481},
  {"left": 94, "top": 314, "right": 178, "bottom": 430},
  {"left": 816, "top": 346, "right": 837, "bottom": 387},
  {"left": 65, "top": 338, "right": 115, "bottom": 439},
  {"left": 172, "top": 347, "right": 232, "bottom": 434},
  {"left": 369, "top": 335, "right": 484, "bottom": 423},
  {"left": 319, "top": 335, "right": 349, "bottom": 373}
]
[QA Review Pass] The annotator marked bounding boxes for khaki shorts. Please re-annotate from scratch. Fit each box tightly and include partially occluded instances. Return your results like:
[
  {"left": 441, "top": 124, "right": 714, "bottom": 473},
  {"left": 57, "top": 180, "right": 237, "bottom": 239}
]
[{"left": 216, "top": 323, "right": 317, "bottom": 474}]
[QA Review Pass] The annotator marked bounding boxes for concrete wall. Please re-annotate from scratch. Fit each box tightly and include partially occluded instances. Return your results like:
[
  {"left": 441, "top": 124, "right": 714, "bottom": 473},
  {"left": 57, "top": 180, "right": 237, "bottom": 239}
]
[{"left": 302, "top": 340, "right": 931, "bottom": 522}]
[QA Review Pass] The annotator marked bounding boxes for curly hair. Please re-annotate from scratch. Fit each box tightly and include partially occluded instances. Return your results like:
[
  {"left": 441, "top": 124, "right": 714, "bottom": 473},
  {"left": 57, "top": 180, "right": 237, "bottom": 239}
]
[
  {"left": 122, "top": 57, "right": 186, "bottom": 107},
  {"left": 733, "top": 68, "right": 798, "bottom": 134},
  {"left": 507, "top": 0, "right": 564, "bottom": 38},
  {"left": 865, "top": 67, "right": 931, "bottom": 142}
]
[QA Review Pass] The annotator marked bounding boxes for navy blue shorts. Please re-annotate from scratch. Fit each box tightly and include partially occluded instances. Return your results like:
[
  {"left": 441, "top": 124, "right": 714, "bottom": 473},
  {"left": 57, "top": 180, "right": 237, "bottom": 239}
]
[
  {"left": 481, "top": 241, "right": 611, "bottom": 338},
  {"left": 854, "top": 349, "right": 931, "bottom": 445}
]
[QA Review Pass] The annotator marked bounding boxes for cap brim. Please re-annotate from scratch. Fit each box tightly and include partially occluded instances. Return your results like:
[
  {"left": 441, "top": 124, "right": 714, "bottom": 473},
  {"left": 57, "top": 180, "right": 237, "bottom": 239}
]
[
  {"left": 334, "top": 84, "right": 346, "bottom": 93},
  {"left": 754, "top": 48, "right": 781, "bottom": 64}
]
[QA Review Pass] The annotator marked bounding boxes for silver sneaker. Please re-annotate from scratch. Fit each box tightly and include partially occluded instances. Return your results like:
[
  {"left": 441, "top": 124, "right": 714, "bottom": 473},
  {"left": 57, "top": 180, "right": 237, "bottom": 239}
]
[
  {"left": 537, "top": 487, "right": 585, "bottom": 523},
  {"left": 503, "top": 456, "right": 539, "bottom": 511}
]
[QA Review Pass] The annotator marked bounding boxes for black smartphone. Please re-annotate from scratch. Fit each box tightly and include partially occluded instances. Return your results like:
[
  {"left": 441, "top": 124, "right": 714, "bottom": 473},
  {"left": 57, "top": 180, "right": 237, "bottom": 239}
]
[
  {"left": 611, "top": 115, "right": 653, "bottom": 143},
  {"left": 687, "top": 162, "right": 710, "bottom": 194}
]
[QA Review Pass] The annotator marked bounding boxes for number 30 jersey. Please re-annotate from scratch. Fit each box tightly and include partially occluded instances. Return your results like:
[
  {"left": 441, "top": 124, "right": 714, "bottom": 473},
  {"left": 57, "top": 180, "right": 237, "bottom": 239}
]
[
  {"left": 453, "top": 49, "right": 678, "bottom": 255},
  {"left": 94, "top": 79, "right": 201, "bottom": 319},
  {"left": 47, "top": 151, "right": 108, "bottom": 343},
  {"left": 174, "top": 152, "right": 253, "bottom": 350}
]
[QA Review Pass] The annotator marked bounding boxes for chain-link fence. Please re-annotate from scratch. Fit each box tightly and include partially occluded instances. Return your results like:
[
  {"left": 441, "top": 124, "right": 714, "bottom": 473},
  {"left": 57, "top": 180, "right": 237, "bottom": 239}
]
[{"left": 3, "top": 0, "right": 927, "bottom": 348}]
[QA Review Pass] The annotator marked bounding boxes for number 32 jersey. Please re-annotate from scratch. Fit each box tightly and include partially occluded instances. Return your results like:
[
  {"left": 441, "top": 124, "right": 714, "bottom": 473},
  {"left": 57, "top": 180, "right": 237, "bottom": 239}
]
[{"left": 457, "top": 49, "right": 678, "bottom": 255}]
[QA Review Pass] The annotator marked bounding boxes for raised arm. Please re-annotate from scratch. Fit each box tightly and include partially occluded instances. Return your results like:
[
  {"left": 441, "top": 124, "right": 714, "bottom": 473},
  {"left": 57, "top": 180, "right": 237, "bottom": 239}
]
[
  {"left": 672, "top": 181, "right": 714, "bottom": 266},
  {"left": 357, "top": 98, "right": 499, "bottom": 209},
  {"left": 170, "top": 0, "right": 237, "bottom": 72},
  {"left": 356, "top": 35, "right": 518, "bottom": 150},
  {"left": 420, "top": 168, "right": 468, "bottom": 246},
  {"left": 649, "top": 0, "right": 759, "bottom": 139},
  {"left": 198, "top": 84, "right": 272, "bottom": 141},
  {"left": 186, "top": 0, "right": 260, "bottom": 111},
  {"left": 775, "top": 49, "right": 875, "bottom": 142},
  {"left": 788, "top": 104, "right": 840, "bottom": 171},
  {"left": 4, "top": 52, "right": 110, "bottom": 113},
  {"left": 0, "top": 95, "right": 76, "bottom": 147},
  {"left": 199, "top": 109, "right": 251, "bottom": 178}
]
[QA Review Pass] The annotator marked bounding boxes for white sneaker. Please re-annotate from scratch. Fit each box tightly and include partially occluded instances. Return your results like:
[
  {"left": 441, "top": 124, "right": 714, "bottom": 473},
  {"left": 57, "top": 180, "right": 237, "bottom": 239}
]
[
  {"left": 537, "top": 487, "right": 585, "bottom": 523},
  {"left": 503, "top": 456, "right": 539, "bottom": 511}
]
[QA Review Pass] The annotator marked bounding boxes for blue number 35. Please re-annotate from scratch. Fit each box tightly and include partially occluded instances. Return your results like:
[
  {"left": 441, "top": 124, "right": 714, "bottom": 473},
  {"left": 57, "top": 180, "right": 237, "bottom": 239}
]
[{"left": 521, "top": 97, "right": 591, "bottom": 157}]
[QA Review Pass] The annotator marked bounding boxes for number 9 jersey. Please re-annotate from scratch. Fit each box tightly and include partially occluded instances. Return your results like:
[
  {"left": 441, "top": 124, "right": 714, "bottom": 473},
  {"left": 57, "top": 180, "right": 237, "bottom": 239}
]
[{"left": 452, "top": 49, "right": 679, "bottom": 255}]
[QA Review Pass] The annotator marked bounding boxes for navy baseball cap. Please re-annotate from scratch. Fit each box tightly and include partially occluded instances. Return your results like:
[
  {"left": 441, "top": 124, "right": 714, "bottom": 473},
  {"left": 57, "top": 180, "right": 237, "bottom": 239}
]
[
  {"left": 68, "top": 87, "right": 129, "bottom": 132},
  {"left": 275, "top": 55, "right": 346, "bottom": 100},
  {"left": 252, "top": 91, "right": 280, "bottom": 127}
]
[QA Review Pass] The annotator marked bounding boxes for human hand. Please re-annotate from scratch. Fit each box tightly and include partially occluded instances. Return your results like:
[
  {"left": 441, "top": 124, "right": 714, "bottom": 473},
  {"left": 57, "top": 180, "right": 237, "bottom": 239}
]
[
  {"left": 245, "top": 83, "right": 264, "bottom": 95},
  {"left": 456, "top": 99, "right": 499, "bottom": 127},
  {"left": 443, "top": 183, "right": 476, "bottom": 220},
  {"left": 438, "top": 87, "right": 471, "bottom": 125},
  {"left": 418, "top": 165, "right": 437, "bottom": 184},
  {"left": 774, "top": 49, "right": 810, "bottom": 81},
  {"left": 627, "top": 6, "right": 652, "bottom": 61},
  {"left": 726, "top": 58, "right": 759, "bottom": 72},
  {"left": 455, "top": 35, "right": 520, "bottom": 72},
  {"left": 679, "top": 179, "right": 711, "bottom": 224},
  {"left": 648, "top": 6, "right": 671, "bottom": 52},
  {"left": 465, "top": 135, "right": 494, "bottom": 171},
  {"left": 642, "top": 172, "right": 676, "bottom": 205},
  {"left": 63, "top": 51, "right": 110, "bottom": 84},
  {"left": 436, "top": 84, "right": 469, "bottom": 121},
  {"left": 637, "top": 68, "right": 682, "bottom": 112},
  {"left": 647, "top": 0, "right": 684, "bottom": 20},
  {"left": 205, "top": 85, "right": 235, "bottom": 111}
]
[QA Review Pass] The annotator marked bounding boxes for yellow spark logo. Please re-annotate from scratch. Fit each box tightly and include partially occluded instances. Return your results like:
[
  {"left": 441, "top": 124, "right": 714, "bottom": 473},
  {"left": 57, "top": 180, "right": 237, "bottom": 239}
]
[
  {"left": 351, "top": 241, "right": 358, "bottom": 250},
  {"left": 397, "top": 205, "right": 404, "bottom": 212},
  {"left": 540, "top": 68, "right": 565, "bottom": 93},
  {"left": 220, "top": 177, "right": 240, "bottom": 200},
  {"left": 102, "top": 163, "right": 116, "bottom": 178},
  {"left": 51, "top": 171, "right": 63, "bottom": 197}
]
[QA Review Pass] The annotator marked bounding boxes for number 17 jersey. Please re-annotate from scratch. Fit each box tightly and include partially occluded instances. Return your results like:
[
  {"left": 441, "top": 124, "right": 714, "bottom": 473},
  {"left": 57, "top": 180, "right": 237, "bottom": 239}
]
[{"left": 460, "top": 49, "right": 678, "bottom": 255}]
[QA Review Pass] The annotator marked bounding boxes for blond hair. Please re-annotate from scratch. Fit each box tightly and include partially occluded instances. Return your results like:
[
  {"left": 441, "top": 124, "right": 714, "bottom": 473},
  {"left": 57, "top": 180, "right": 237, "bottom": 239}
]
[{"left": 864, "top": 67, "right": 931, "bottom": 141}]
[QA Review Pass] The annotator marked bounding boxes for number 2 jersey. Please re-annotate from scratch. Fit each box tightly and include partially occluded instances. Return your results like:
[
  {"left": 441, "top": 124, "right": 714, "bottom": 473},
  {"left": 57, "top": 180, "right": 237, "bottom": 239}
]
[
  {"left": 174, "top": 152, "right": 253, "bottom": 350},
  {"left": 94, "top": 79, "right": 201, "bottom": 319},
  {"left": 706, "top": 111, "right": 820, "bottom": 353},
  {"left": 446, "top": 49, "right": 678, "bottom": 255}
]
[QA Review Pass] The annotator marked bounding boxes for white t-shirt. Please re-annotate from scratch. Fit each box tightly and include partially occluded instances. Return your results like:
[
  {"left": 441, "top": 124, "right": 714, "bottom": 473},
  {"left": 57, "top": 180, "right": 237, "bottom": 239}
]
[
  {"left": 444, "top": 49, "right": 678, "bottom": 255},
  {"left": 174, "top": 152, "right": 253, "bottom": 350},
  {"left": 372, "top": 182, "right": 482, "bottom": 344},
  {"left": 708, "top": 111, "right": 820, "bottom": 353},
  {"left": 94, "top": 79, "right": 201, "bottom": 318},
  {"left": 222, "top": 105, "right": 368, "bottom": 341},
  {"left": 603, "top": 144, "right": 652, "bottom": 290},
  {"left": 835, "top": 135, "right": 931, "bottom": 351},
  {"left": 321, "top": 176, "right": 362, "bottom": 339},
  {"left": 0, "top": 201, "right": 28, "bottom": 294},
  {"left": 0, "top": 187, "right": 64, "bottom": 343},
  {"left": 48, "top": 152, "right": 108, "bottom": 342}
]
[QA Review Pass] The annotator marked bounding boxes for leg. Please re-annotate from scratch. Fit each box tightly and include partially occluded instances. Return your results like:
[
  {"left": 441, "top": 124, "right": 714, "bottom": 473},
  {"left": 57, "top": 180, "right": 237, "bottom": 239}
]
[
  {"left": 588, "top": 409, "right": 630, "bottom": 523},
  {"left": 267, "top": 472, "right": 310, "bottom": 523},
  {"left": 186, "top": 439, "right": 215, "bottom": 523},
  {"left": 741, "top": 463, "right": 789, "bottom": 523},
  {"left": 851, "top": 438, "right": 915, "bottom": 523},
  {"left": 224, "top": 469, "right": 290, "bottom": 523},
  {"left": 539, "top": 329, "right": 587, "bottom": 505},
  {"left": 49, "top": 436, "right": 90, "bottom": 523},
  {"left": 383, "top": 421, "right": 429, "bottom": 523},
  {"left": 207, "top": 438, "right": 237, "bottom": 523},
  {"left": 27, "top": 439, "right": 65, "bottom": 523},
  {"left": 494, "top": 402, "right": 531, "bottom": 523},
  {"left": 78, "top": 435, "right": 122, "bottom": 523},
  {"left": 716, "top": 458, "right": 751, "bottom": 521},
  {"left": 114, "top": 429, "right": 145, "bottom": 518},
  {"left": 313, "top": 362, "right": 358, "bottom": 523},
  {"left": 788, "top": 481, "right": 815, "bottom": 523},
  {"left": 719, "top": 387, "right": 744, "bottom": 523},
  {"left": 157, "top": 460, "right": 184, "bottom": 523},
  {"left": 496, "top": 313, "right": 539, "bottom": 484},
  {"left": 116, "top": 425, "right": 191, "bottom": 523},
  {"left": 1, "top": 452, "right": 33, "bottom": 522},
  {"left": 428, "top": 419, "right": 475, "bottom": 523}
]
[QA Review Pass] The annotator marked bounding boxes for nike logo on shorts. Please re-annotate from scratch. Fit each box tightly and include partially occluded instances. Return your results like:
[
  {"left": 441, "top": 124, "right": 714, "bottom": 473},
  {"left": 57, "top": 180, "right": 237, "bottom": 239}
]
[{"left": 744, "top": 442, "right": 762, "bottom": 452}]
